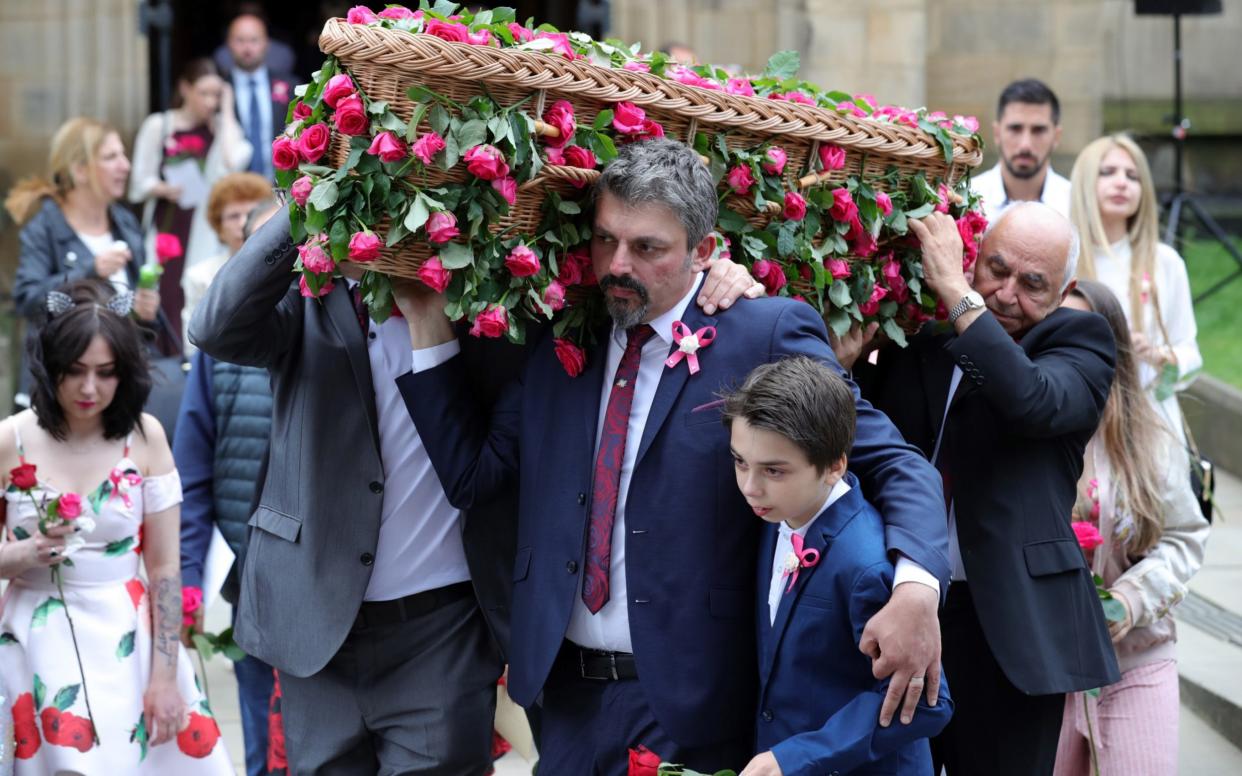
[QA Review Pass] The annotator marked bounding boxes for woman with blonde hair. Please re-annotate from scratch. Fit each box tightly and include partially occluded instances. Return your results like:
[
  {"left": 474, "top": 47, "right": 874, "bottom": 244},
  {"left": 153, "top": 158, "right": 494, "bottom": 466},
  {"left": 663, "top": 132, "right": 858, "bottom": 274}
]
[
  {"left": 1069, "top": 134, "right": 1202, "bottom": 441},
  {"left": 1054, "top": 279, "right": 1208, "bottom": 775},
  {"left": 6, "top": 117, "right": 163, "bottom": 406}
]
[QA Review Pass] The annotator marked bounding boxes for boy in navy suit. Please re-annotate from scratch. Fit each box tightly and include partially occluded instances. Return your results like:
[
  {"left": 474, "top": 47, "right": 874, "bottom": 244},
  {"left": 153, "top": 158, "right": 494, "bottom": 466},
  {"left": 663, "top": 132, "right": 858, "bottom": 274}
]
[{"left": 724, "top": 357, "right": 953, "bottom": 776}]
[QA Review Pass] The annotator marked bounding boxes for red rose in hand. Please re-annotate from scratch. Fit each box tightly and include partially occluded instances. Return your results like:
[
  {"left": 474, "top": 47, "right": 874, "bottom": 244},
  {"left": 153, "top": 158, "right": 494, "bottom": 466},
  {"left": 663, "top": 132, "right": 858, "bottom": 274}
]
[
  {"left": 40, "top": 706, "right": 63, "bottom": 745},
  {"left": 416, "top": 257, "right": 452, "bottom": 293},
  {"left": 296, "top": 123, "right": 331, "bottom": 163},
  {"left": 464, "top": 144, "right": 510, "bottom": 181},
  {"left": 627, "top": 744, "right": 662, "bottom": 776},
  {"left": 542, "top": 100, "right": 576, "bottom": 148},
  {"left": 333, "top": 94, "right": 369, "bottom": 136},
  {"left": 13, "top": 693, "right": 40, "bottom": 758},
  {"left": 553, "top": 338, "right": 586, "bottom": 377},
  {"left": 177, "top": 712, "right": 221, "bottom": 758},
  {"left": 271, "top": 136, "right": 299, "bottom": 171},
  {"left": 1073, "top": 521, "right": 1104, "bottom": 551},
  {"left": 469, "top": 305, "right": 509, "bottom": 339},
  {"left": 155, "top": 233, "right": 183, "bottom": 263},
  {"left": 10, "top": 462, "right": 37, "bottom": 491},
  {"left": 57, "top": 492, "right": 83, "bottom": 520},
  {"left": 57, "top": 712, "right": 95, "bottom": 753}
]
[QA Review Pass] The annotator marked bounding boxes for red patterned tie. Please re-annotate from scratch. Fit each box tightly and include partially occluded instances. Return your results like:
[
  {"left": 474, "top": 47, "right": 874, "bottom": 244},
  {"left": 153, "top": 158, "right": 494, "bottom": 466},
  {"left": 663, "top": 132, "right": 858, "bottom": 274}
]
[{"left": 582, "top": 324, "right": 656, "bottom": 614}]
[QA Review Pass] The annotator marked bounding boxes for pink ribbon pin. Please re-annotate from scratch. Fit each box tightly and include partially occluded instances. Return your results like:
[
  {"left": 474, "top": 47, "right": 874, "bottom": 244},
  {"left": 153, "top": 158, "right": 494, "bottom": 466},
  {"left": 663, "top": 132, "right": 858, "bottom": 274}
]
[
  {"left": 664, "top": 321, "right": 717, "bottom": 375},
  {"left": 109, "top": 467, "right": 143, "bottom": 509},
  {"left": 783, "top": 533, "right": 821, "bottom": 593}
]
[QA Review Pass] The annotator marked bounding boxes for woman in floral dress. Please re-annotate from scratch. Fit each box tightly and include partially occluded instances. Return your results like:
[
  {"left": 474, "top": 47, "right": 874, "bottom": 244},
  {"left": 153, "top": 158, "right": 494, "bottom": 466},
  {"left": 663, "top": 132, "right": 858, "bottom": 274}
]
[{"left": 0, "top": 279, "right": 231, "bottom": 773}]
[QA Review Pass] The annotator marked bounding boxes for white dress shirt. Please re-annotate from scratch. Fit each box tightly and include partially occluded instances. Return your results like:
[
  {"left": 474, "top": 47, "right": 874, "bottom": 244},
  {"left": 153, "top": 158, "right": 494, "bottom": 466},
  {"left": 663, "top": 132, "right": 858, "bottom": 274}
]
[
  {"left": 767, "top": 478, "right": 852, "bottom": 626},
  {"left": 971, "top": 162, "right": 1071, "bottom": 224},
  {"left": 353, "top": 287, "right": 471, "bottom": 601}
]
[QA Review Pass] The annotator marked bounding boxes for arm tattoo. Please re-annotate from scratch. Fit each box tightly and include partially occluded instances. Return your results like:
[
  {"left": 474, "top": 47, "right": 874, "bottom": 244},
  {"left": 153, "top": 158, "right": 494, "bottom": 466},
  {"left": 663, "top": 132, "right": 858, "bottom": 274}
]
[{"left": 152, "top": 576, "right": 181, "bottom": 670}]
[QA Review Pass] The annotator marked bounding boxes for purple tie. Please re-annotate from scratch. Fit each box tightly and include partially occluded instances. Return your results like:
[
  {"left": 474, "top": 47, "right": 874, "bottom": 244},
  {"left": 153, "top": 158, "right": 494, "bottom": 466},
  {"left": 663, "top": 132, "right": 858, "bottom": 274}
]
[{"left": 582, "top": 324, "right": 656, "bottom": 614}]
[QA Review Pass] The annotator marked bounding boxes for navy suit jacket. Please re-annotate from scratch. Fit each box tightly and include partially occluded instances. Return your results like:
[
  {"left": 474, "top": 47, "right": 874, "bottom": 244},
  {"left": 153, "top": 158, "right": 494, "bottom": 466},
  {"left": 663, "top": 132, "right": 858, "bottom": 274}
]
[
  {"left": 756, "top": 473, "right": 951, "bottom": 776},
  {"left": 398, "top": 288, "right": 950, "bottom": 747}
]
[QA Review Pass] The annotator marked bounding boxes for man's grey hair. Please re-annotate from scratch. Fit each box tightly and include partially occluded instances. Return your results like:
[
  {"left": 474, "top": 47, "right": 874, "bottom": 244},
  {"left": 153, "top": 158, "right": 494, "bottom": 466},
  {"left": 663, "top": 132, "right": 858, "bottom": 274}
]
[
  {"left": 590, "top": 138, "right": 718, "bottom": 250},
  {"left": 982, "top": 201, "right": 1079, "bottom": 291}
]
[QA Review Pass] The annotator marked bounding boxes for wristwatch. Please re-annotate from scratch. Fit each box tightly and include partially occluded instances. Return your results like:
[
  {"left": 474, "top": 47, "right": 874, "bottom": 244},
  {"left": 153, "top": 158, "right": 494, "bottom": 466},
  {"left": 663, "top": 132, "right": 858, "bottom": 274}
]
[{"left": 948, "top": 291, "right": 985, "bottom": 324}]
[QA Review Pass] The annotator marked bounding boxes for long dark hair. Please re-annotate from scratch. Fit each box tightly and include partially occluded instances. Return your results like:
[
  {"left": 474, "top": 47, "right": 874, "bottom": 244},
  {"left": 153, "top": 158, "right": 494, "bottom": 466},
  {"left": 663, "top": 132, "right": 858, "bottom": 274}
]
[{"left": 27, "top": 279, "right": 152, "bottom": 441}]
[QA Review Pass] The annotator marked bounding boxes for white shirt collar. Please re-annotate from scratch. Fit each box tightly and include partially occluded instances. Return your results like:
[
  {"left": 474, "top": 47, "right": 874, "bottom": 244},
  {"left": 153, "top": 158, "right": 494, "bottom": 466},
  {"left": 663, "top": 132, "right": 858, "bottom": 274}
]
[
  {"left": 778, "top": 477, "right": 853, "bottom": 540},
  {"left": 610, "top": 272, "right": 703, "bottom": 350}
]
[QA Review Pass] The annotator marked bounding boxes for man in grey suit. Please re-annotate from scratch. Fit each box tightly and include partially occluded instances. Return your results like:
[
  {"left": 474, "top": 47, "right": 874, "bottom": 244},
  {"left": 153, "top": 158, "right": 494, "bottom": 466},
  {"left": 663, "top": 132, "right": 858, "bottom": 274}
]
[{"left": 188, "top": 206, "right": 758, "bottom": 773}]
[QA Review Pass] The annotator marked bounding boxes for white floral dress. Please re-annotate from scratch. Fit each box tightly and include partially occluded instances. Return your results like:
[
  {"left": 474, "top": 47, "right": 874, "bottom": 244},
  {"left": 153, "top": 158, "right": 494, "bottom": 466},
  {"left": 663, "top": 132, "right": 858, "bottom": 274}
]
[{"left": 0, "top": 429, "right": 232, "bottom": 773}]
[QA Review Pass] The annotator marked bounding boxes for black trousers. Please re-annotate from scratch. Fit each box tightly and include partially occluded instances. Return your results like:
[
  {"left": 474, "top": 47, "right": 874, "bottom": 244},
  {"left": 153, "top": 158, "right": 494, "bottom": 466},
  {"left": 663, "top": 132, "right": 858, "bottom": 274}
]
[{"left": 932, "top": 583, "right": 1065, "bottom": 776}]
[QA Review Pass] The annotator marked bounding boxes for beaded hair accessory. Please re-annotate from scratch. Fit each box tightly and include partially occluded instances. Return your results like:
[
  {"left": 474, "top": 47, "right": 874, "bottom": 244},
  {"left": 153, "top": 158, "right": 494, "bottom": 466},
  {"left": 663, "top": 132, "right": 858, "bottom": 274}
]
[{"left": 45, "top": 290, "right": 134, "bottom": 318}]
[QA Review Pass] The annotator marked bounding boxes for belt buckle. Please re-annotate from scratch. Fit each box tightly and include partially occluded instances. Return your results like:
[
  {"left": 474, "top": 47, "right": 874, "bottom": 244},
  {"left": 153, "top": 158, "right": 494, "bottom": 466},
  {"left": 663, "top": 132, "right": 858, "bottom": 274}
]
[{"left": 578, "top": 649, "right": 619, "bottom": 681}]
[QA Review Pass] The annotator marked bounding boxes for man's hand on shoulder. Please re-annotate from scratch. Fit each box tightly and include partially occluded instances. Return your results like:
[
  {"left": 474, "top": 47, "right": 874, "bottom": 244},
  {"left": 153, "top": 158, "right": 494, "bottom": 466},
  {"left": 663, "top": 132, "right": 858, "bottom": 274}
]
[
  {"left": 697, "top": 257, "right": 764, "bottom": 315},
  {"left": 860, "top": 581, "right": 942, "bottom": 727}
]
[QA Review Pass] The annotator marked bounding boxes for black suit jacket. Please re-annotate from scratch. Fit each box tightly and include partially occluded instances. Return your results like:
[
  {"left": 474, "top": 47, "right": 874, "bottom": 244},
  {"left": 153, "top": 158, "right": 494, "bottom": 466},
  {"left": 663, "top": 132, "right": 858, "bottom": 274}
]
[{"left": 856, "top": 308, "right": 1121, "bottom": 695}]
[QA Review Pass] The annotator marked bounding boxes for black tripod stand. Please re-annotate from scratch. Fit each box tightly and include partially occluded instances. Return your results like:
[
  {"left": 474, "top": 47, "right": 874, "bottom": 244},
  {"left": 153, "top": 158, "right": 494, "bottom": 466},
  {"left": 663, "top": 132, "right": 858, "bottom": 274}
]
[{"left": 1151, "top": 6, "right": 1242, "bottom": 303}]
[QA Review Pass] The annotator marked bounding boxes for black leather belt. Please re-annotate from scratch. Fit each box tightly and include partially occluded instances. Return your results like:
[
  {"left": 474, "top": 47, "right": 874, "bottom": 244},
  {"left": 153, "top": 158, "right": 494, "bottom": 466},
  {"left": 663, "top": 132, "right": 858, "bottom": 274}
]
[
  {"left": 557, "top": 641, "right": 639, "bottom": 681},
  {"left": 353, "top": 582, "right": 473, "bottom": 630}
]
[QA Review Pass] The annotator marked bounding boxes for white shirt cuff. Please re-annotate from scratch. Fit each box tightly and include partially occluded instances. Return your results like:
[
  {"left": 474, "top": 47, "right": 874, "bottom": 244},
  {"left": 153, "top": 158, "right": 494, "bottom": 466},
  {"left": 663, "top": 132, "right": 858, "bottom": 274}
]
[
  {"left": 410, "top": 340, "right": 461, "bottom": 373},
  {"left": 894, "top": 556, "right": 940, "bottom": 596}
]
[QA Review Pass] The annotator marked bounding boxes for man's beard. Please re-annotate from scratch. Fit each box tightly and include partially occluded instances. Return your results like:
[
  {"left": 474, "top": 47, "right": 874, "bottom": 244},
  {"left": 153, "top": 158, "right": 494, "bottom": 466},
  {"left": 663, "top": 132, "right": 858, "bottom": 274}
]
[
  {"left": 1002, "top": 150, "right": 1049, "bottom": 181},
  {"left": 599, "top": 274, "right": 651, "bottom": 329}
]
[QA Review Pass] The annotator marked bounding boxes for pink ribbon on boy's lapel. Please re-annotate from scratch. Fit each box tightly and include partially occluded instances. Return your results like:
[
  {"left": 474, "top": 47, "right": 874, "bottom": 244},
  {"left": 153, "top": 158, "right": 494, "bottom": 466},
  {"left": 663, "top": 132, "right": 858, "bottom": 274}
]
[
  {"left": 664, "top": 321, "right": 717, "bottom": 375},
  {"left": 784, "top": 533, "right": 821, "bottom": 593}
]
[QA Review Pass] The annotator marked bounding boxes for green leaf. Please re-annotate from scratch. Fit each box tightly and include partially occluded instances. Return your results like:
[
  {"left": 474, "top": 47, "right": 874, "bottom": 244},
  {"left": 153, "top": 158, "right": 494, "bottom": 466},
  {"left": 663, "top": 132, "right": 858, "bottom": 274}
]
[
  {"left": 367, "top": 100, "right": 389, "bottom": 115},
  {"left": 776, "top": 221, "right": 797, "bottom": 256},
  {"left": 407, "top": 85, "right": 436, "bottom": 104},
  {"left": 12, "top": 525, "right": 29, "bottom": 540},
  {"left": 592, "top": 109, "right": 614, "bottom": 131},
  {"left": 192, "top": 632, "right": 215, "bottom": 658},
  {"left": 764, "top": 50, "right": 800, "bottom": 80},
  {"left": 34, "top": 674, "right": 45, "bottom": 709},
  {"left": 406, "top": 102, "right": 431, "bottom": 143},
  {"left": 329, "top": 219, "right": 351, "bottom": 262},
  {"left": 308, "top": 180, "right": 340, "bottom": 211},
  {"left": 104, "top": 537, "right": 136, "bottom": 556},
  {"left": 1085, "top": 687, "right": 1101, "bottom": 698},
  {"left": 881, "top": 319, "right": 908, "bottom": 347},
  {"left": 52, "top": 683, "right": 79, "bottom": 712},
  {"left": 131, "top": 712, "right": 149, "bottom": 761},
  {"left": 404, "top": 196, "right": 431, "bottom": 234},
  {"left": 429, "top": 104, "right": 451, "bottom": 136},
  {"left": 1101, "top": 597, "right": 1128, "bottom": 623},
  {"left": 716, "top": 207, "right": 748, "bottom": 233},
  {"left": 379, "top": 111, "right": 407, "bottom": 133},
  {"left": 335, "top": 146, "right": 365, "bottom": 182},
  {"left": 116, "top": 629, "right": 136, "bottom": 660},
  {"left": 829, "top": 280, "right": 852, "bottom": 308},
  {"left": 456, "top": 118, "right": 488, "bottom": 151},
  {"left": 438, "top": 241, "right": 474, "bottom": 270},
  {"left": 904, "top": 203, "right": 935, "bottom": 220},
  {"left": 443, "top": 132, "right": 461, "bottom": 169},
  {"left": 589, "top": 132, "right": 618, "bottom": 164},
  {"left": 557, "top": 200, "right": 581, "bottom": 215},
  {"left": 31, "top": 598, "right": 65, "bottom": 629}
]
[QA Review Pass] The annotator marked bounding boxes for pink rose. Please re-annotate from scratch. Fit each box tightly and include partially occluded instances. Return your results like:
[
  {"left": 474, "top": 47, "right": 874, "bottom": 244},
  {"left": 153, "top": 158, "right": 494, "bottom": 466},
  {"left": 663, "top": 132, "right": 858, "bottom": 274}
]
[
  {"left": 936, "top": 184, "right": 952, "bottom": 214},
  {"left": 557, "top": 253, "right": 582, "bottom": 286},
  {"left": 726, "top": 77, "right": 755, "bottom": 97},
  {"left": 858, "top": 284, "right": 888, "bottom": 316},
  {"left": 829, "top": 188, "right": 859, "bottom": 223},
  {"left": 366, "top": 131, "right": 407, "bottom": 163},
  {"left": 57, "top": 492, "right": 83, "bottom": 520},
  {"left": 290, "top": 175, "right": 314, "bottom": 207},
  {"left": 852, "top": 225, "right": 878, "bottom": 258},
  {"left": 542, "top": 280, "right": 566, "bottom": 312},
  {"left": 819, "top": 144, "right": 846, "bottom": 171},
  {"left": 875, "top": 191, "right": 893, "bottom": 216},
  {"left": 417, "top": 256, "right": 452, "bottom": 293},
  {"left": 726, "top": 164, "right": 755, "bottom": 195},
  {"left": 753, "top": 259, "right": 787, "bottom": 295},
  {"left": 333, "top": 94, "right": 369, "bottom": 136},
  {"left": 956, "top": 115, "right": 981, "bottom": 134},
  {"left": 296, "top": 122, "right": 331, "bottom": 163},
  {"left": 348, "top": 231, "right": 382, "bottom": 263},
  {"left": 464, "top": 144, "right": 510, "bottom": 181},
  {"left": 828, "top": 259, "right": 851, "bottom": 280},
  {"left": 377, "top": 5, "right": 418, "bottom": 20},
  {"left": 882, "top": 256, "right": 909, "bottom": 303},
  {"left": 637, "top": 119, "right": 664, "bottom": 140},
  {"left": 298, "top": 238, "right": 334, "bottom": 274},
  {"left": 1073, "top": 521, "right": 1104, "bottom": 551},
  {"left": 292, "top": 102, "right": 312, "bottom": 121},
  {"left": 772, "top": 91, "right": 815, "bottom": 105},
  {"left": 855, "top": 93, "right": 878, "bottom": 109},
  {"left": 425, "top": 211, "right": 460, "bottom": 244},
  {"left": 563, "top": 145, "right": 597, "bottom": 182},
  {"left": 299, "top": 275, "right": 334, "bottom": 298},
  {"left": 424, "top": 18, "right": 470, "bottom": 43},
  {"left": 612, "top": 102, "right": 646, "bottom": 135},
  {"left": 155, "top": 232, "right": 183, "bottom": 262},
  {"left": 411, "top": 132, "right": 446, "bottom": 165},
  {"left": 177, "top": 135, "right": 207, "bottom": 156},
  {"left": 322, "top": 74, "right": 357, "bottom": 109},
  {"left": 959, "top": 218, "right": 980, "bottom": 268},
  {"left": 181, "top": 585, "right": 203, "bottom": 627},
  {"left": 535, "top": 31, "right": 580, "bottom": 60},
  {"left": 543, "top": 100, "right": 576, "bottom": 148},
  {"left": 346, "top": 5, "right": 378, "bottom": 24},
  {"left": 507, "top": 23, "right": 535, "bottom": 43},
  {"left": 837, "top": 102, "right": 866, "bottom": 118},
  {"left": 783, "top": 192, "right": 807, "bottom": 221},
  {"left": 623, "top": 61, "right": 651, "bottom": 73},
  {"left": 504, "top": 245, "right": 540, "bottom": 277},
  {"left": 271, "top": 136, "right": 299, "bottom": 170},
  {"left": 762, "top": 146, "right": 787, "bottom": 176},
  {"left": 469, "top": 304, "right": 509, "bottom": 338},
  {"left": 554, "top": 338, "right": 586, "bottom": 377},
  {"left": 467, "top": 29, "right": 493, "bottom": 46},
  {"left": 492, "top": 176, "right": 517, "bottom": 206},
  {"left": 545, "top": 146, "right": 565, "bottom": 165}
]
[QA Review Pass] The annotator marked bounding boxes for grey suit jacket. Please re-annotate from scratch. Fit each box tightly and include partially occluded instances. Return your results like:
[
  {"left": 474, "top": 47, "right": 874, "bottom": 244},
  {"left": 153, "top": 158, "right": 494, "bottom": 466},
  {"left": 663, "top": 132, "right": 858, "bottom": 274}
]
[{"left": 188, "top": 207, "right": 520, "bottom": 677}]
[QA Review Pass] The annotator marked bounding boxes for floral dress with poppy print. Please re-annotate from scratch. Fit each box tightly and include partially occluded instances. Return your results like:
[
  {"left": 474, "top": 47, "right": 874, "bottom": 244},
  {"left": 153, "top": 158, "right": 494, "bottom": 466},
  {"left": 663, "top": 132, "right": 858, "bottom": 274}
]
[{"left": 0, "top": 427, "right": 232, "bottom": 773}]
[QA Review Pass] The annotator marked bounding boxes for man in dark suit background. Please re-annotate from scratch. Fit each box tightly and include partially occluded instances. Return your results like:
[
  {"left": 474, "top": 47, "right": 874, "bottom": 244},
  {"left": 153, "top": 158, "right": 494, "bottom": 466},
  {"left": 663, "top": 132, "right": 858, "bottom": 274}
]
[
  {"left": 395, "top": 139, "right": 953, "bottom": 774},
  {"left": 847, "top": 202, "right": 1120, "bottom": 775},
  {"left": 219, "top": 8, "right": 294, "bottom": 180}
]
